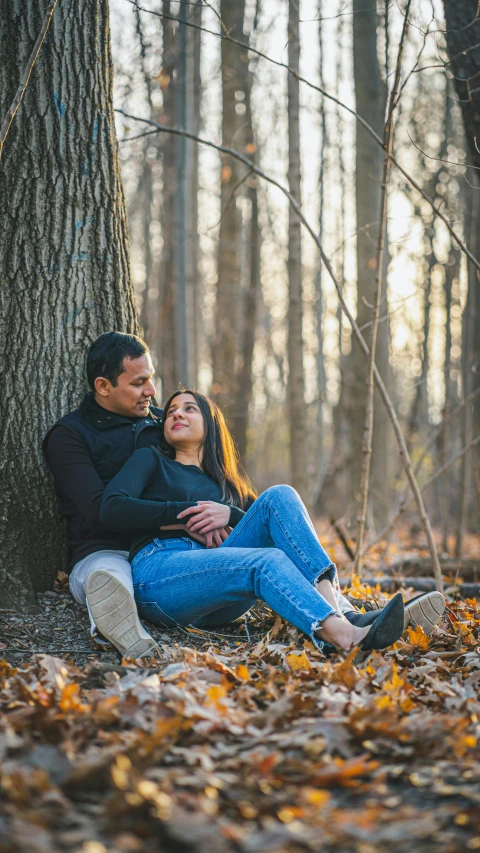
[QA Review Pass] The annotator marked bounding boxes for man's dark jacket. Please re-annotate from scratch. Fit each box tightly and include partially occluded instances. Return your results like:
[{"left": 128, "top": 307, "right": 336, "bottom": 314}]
[{"left": 43, "top": 393, "right": 166, "bottom": 570}]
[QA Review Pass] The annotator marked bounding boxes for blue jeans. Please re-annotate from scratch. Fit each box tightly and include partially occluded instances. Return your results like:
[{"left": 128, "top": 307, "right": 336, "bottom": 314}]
[{"left": 132, "top": 485, "right": 339, "bottom": 648}]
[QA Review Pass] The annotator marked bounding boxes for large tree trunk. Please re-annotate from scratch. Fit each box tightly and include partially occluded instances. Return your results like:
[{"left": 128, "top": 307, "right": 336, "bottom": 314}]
[
  {"left": 287, "top": 0, "right": 308, "bottom": 500},
  {"left": 0, "top": 0, "right": 137, "bottom": 610}
]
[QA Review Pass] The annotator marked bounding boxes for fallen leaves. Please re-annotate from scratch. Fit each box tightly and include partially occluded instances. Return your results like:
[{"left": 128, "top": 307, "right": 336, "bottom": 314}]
[{"left": 0, "top": 594, "right": 479, "bottom": 852}]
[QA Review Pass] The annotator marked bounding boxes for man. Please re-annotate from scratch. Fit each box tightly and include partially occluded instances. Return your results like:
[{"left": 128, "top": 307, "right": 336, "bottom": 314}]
[
  {"left": 44, "top": 331, "right": 227, "bottom": 659},
  {"left": 44, "top": 332, "right": 445, "bottom": 657},
  {"left": 43, "top": 332, "right": 167, "bottom": 658}
]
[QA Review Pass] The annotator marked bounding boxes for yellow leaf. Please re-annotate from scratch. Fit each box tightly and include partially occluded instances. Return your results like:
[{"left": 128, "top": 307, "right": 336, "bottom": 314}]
[
  {"left": 278, "top": 805, "right": 303, "bottom": 823},
  {"left": 221, "top": 165, "right": 232, "bottom": 183},
  {"left": 331, "top": 648, "right": 359, "bottom": 689},
  {"left": 206, "top": 685, "right": 228, "bottom": 711},
  {"left": 236, "top": 664, "right": 250, "bottom": 681},
  {"left": 383, "top": 662, "right": 405, "bottom": 696},
  {"left": 303, "top": 788, "right": 331, "bottom": 806},
  {"left": 285, "top": 650, "right": 313, "bottom": 672},
  {"left": 59, "top": 683, "right": 89, "bottom": 713},
  {"left": 374, "top": 694, "right": 393, "bottom": 710},
  {"left": 407, "top": 624, "right": 429, "bottom": 650},
  {"left": 244, "top": 142, "right": 256, "bottom": 154}
]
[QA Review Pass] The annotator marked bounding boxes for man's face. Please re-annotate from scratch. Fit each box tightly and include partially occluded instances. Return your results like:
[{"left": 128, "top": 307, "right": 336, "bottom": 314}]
[{"left": 94, "top": 354, "right": 156, "bottom": 418}]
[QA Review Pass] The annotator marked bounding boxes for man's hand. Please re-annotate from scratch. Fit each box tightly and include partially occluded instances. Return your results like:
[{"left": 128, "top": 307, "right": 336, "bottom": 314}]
[
  {"left": 160, "top": 522, "right": 229, "bottom": 549},
  {"left": 177, "top": 501, "right": 231, "bottom": 534}
]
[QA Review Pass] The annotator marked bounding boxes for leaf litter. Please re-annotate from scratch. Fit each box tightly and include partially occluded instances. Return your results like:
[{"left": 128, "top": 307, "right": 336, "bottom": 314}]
[{"left": 0, "top": 570, "right": 480, "bottom": 852}]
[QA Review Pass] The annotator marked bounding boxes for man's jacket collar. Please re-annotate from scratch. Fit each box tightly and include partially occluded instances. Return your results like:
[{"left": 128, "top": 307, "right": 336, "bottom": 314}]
[{"left": 79, "top": 393, "right": 163, "bottom": 430}]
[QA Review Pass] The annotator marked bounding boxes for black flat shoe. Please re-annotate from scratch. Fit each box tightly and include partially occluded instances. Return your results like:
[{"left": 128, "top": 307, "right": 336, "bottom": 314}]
[
  {"left": 359, "top": 592, "right": 405, "bottom": 651},
  {"left": 345, "top": 608, "right": 381, "bottom": 627}
]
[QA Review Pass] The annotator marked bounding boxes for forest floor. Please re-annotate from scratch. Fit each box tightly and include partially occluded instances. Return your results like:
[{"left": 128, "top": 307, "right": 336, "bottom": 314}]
[{"left": 1, "top": 526, "right": 480, "bottom": 853}]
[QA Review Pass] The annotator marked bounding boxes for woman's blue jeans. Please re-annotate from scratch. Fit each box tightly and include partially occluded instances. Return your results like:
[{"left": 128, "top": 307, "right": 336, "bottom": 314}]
[{"left": 132, "top": 485, "right": 340, "bottom": 648}]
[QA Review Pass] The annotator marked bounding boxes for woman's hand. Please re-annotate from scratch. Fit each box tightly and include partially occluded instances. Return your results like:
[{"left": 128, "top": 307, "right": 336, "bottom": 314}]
[
  {"left": 176, "top": 501, "right": 231, "bottom": 534},
  {"left": 160, "top": 521, "right": 229, "bottom": 548}
]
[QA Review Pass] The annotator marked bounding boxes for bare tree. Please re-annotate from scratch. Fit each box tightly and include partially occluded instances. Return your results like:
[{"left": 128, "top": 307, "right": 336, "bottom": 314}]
[
  {"left": 317, "top": 0, "right": 390, "bottom": 524},
  {"left": 212, "top": 0, "right": 248, "bottom": 419},
  {"left": 157, "top": 2, "right": 177, "bottom": 397},
  {"left": 287, "top": 0, "right": 308, "bottom": 499},
  {"left": 443, "top": 0, "right": 480, "bottom": 527}
]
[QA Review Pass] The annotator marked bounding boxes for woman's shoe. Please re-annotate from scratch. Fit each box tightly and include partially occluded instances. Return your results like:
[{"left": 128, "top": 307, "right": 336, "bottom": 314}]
[
  {"left": 359, "top": 592, "right": 405, "bottom": 651},
  {"left": 403, "top": 591, "right": 445, "bottom": 635},
  {"left": 346, "top": 590, "right": 445, "bottom": 636}
]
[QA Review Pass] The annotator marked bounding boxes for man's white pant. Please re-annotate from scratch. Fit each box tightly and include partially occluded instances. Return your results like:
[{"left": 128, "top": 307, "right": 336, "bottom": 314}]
[
  {"left": 69, "top": 548, "right": 355, "bottom": 635},
  {"left": 69, "top": 550, "right": 132, "bottom": 635}
]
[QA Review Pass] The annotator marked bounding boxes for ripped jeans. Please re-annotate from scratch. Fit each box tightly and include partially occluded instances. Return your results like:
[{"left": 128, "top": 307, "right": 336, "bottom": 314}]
[{"left": 132, "top": 485, "right": 343, "bottom": 648}]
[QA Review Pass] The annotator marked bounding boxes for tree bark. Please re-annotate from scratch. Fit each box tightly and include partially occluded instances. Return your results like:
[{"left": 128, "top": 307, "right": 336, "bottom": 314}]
[
  {"left": 157, "top": 2, "right": 177, "bottom": 398},
  {"left": 212, "top": 0, "right": 248, "bottom": 420},
  {"left": 287, "top": 0, "right": 308, "bottom": 500},
  {"left": 443, "top": 0, "right": 480, "bottom": 522},
  {"left": 0, "top": 0, "right": 137, "bottom": 609},
  {"left": 226, "top": 16, "right": 259, "bottom": 460},
  {"left": 350, "top": 0, "right": 389, "bottom": 522},
  {"left": 316, "top": 0, "right": 390, "bottom": 522}
]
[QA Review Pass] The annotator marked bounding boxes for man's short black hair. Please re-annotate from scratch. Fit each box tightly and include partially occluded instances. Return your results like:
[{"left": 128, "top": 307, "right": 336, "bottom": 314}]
[{"left": 86, "top": 332, "right": 149, "bottom": 391}]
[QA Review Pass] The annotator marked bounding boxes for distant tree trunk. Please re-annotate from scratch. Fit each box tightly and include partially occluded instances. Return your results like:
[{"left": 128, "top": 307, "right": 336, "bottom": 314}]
[
  {"left": 443, "top": 1, "right": 480, "bottom": 171},
  {"left": 157, "top": 2, "right": 177, "bottom": 398},
  {"left": 407, "top": 258, "right": 433, "bottom": 440},
  {"left": 0, "top": 0, "right": 137, "bottom": 609},
  {"left": 350, "top": 0, "right": 389, "bottom": 522},
  {"left": 134, "top": 5, "right": 155, "bottom": 344},
  {"left": 315, "top": 0, "right": 327, "bottom": 480},
  {"left": 316, "top": 0, "right": 389, "bottom": 522},
  {"left": 173, "top": 2, "right": 195, "bottom": 387},
  {"left": 443, "top": 0, "right": 480, "bottom": 521},
  {"left": 140, "top": 159, "right": 155, "bottom": 341},
  {"left": 211, "top": 0, "right": 248, "bottom": 420},
  {"left": 226, "top": 17, "right": 259, "bottom": 459},
  {"left": 287, "top": 0, "right": 308, "bottom": 500},
  {"left": 187, "top": 1, "right": 202, "bottom": 388},
  {"left": 233, "top": 176, "right": 260, "bottom": 462}
]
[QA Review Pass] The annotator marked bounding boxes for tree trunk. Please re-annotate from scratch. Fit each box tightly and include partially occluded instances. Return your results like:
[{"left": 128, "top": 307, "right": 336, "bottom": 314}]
[
  {"left": 187, "top": 1, "right": 202, "bottom": 388},
  {"left": 350, "top": 0, "right": 389, "bottom": 523},
  {"left": 287, "top": 0, "right": 308, "bottom": 500},
  {"left": 157, "top": 2, "right": 177, "bottom": 398},
  {"left": 0, "top": 0, "right": 137, "bottom": 609},
  {"left": 443, "top": 0, "right": 480, "bottom": 521},
  {"left": 212, "top": 0, "right": 247, "bottom": 420},
  {"left": 315, "top": 0, "right": 389, "bottom": 522},
  {"left": 226, "top": 16, "right": 259, "bottom": 460}
]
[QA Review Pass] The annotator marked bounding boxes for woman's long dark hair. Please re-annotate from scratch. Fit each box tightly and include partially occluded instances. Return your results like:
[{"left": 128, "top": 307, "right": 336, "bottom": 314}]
[{"left": 162, "top": 389, "right": 256, "bottom": 509}]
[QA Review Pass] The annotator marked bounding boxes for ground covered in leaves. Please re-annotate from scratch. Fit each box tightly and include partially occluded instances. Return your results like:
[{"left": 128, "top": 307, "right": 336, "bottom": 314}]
[{"left": 1, "top": 539, "right": 480, "bottom": 852}]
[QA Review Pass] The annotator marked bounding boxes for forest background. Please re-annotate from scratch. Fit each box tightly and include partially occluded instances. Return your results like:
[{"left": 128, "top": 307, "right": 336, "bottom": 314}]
[{"left": 111, "top": 0, "right": 480, "bottom": 575}]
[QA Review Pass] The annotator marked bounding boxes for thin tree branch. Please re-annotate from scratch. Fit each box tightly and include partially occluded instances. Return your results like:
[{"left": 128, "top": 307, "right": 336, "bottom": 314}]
[
  {"left": 116, "top": 110, "right": 443, "bottom": 588},
  {"left": 123, "top": 0, "right": 480, "bottom": 273},
  {"left": 0, "top": 0, "right": 60, "bottom": 160}
]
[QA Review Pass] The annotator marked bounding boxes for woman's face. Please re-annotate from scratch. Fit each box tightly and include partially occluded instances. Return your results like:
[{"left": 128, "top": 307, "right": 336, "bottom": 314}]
[{"left": 164, "top": 393, "right": 205, "bottom": 451}]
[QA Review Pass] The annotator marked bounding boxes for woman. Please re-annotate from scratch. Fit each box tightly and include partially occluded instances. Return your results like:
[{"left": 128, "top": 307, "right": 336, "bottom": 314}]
[{"left": 100, "top": 390, "right": 404, "bottom": 652}]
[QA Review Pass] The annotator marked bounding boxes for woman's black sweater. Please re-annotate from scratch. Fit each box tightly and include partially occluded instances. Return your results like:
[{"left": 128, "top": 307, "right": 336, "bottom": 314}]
[{"left": 100, "top": 447, "right": 249, "bottom": 559}]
